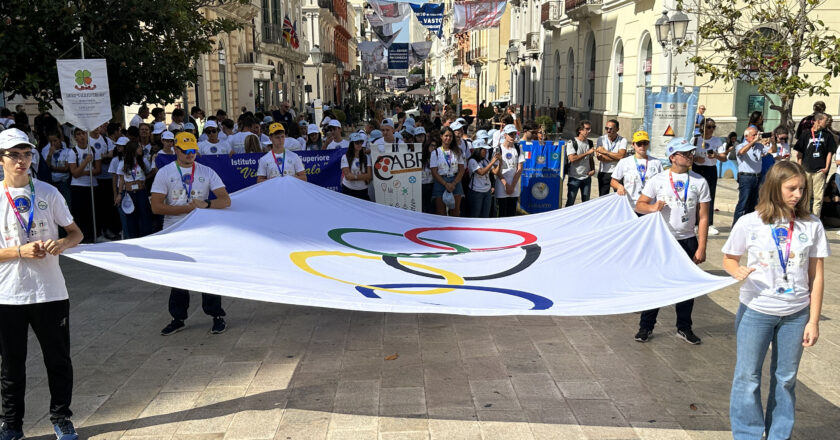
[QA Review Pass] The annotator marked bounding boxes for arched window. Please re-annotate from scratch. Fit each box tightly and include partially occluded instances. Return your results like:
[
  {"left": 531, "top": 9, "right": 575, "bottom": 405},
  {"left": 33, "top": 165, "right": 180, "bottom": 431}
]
[
  {"left": 567, "top": 49, "right": 575, "bottom": 106},
  {"left": 612, "top": 39, "right": 624, "bottom": 114},
  {"left": 585, "top": 33, "right": 596, "bottom": 110},
  {"left": 636, "top": 32, "right": 652, "bottom": 115},
  {"left": 554, "top": 51, "right": 561, "bottom": 108}
]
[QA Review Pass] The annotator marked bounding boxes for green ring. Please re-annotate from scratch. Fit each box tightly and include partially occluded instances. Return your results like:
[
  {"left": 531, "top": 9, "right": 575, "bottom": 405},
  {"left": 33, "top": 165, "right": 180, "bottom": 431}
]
[{"left": 327, "top": 228, "right": 471, "bottom": 258}]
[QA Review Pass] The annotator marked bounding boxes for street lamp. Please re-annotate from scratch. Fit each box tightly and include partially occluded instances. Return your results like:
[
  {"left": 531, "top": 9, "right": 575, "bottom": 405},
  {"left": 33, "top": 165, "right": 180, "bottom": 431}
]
[
  {"left": 455, "top": 69, "right": 464, "bottom": 116},
  {"left": 655, "top": 10, "right": 690, "bottom": 90},
  {"left": 337, "top": 62, "right": 344, "bottom": 105},
  {"left": 505, "top": 45, "right": 519, "bottom": 109},
  {"left": 471, "top": 61, "right": 483, "bottom": 119},
  {"left": 310, "top": 45, "right": 322, "bottom": 100}
]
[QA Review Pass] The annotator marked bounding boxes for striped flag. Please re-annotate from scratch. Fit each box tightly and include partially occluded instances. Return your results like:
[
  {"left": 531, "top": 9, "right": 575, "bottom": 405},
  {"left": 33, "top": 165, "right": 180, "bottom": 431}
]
[{"left": 282, "top": 16, "right": 294, "bottom": 45}]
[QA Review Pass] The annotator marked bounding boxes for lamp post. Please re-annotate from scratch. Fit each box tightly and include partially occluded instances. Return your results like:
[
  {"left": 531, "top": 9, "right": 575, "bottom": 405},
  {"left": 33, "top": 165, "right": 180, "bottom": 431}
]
[
  {"left": 531, "top": 65, "right": 537, "bottom": 120},
  {"left": 471, "top": 61, "right": 483, "bottom": 120},
  {"left": 310, "top": 45, "right": 323, "bottom": 100},
  {"left": 337, "top": 62, "right": 344, "bottom": 105},
  {"left": 654, "top": 9, "right": 689, "bottom": 91},
  {"left": 455, "top": 69, "right": 464, "bottom": 116},
  {"left": 505, "top": 45, "right": 519, "bottom": 108}
]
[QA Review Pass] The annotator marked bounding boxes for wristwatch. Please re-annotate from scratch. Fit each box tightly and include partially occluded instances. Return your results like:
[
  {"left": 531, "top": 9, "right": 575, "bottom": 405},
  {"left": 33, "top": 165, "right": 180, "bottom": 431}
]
[{"left": 205, "top": 199, "right": 211, "bottom": 208}]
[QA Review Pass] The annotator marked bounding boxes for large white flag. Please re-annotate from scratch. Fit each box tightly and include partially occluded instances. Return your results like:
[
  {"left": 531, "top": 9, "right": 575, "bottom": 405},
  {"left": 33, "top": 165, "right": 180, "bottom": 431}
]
[
  {"left": 368, "top": 0, "right": 414, "bottom": 24},
  {"left": 453, "top": 0, "right": 508, "bottom": 33},
  {"left": 65, "top": 178, "right": 734, "bottom": 316},
  {"left": 56, "top": 59, "right": 112, "bottom": 131}
]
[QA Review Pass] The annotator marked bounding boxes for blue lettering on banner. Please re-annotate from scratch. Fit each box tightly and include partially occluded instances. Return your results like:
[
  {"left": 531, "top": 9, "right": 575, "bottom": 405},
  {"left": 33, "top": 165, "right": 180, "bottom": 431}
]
[
  {"left": 519, "top": 141, "right": 564, "bottom": 214},
  {"left": 156, "top": 150, "right": 345, "bottom": 193},
  {"left": 410, "top": 3, "right": 444, "bottom": 38}
]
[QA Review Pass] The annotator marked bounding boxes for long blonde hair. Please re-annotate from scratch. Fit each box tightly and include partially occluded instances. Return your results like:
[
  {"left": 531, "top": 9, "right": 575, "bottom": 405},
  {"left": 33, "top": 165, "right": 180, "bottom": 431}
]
[{"left": 755, "top": 161, "right": 811, "bottom": 224}]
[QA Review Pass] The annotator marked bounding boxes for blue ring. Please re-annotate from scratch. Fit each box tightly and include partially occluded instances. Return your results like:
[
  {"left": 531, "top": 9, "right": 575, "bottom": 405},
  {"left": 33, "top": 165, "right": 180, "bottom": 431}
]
[{"left": 355, "top": 283, "right": 553, "bottom": 310}]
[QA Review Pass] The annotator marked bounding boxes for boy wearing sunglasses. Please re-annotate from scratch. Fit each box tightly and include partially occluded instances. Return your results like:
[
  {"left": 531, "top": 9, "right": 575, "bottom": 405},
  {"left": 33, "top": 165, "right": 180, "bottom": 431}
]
[{"left": 150, "top": 132, "right": 231, "bottom": 336}]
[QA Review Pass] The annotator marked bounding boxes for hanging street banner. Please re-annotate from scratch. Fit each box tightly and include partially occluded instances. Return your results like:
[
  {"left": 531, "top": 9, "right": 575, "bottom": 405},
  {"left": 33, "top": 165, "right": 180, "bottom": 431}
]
[
  {"left": 388, "top": 43, "right": 410, "bottom": 75},
  {"left": 56, "top": 58, "right": 112, "bottom": 131},
  {"left": 370, "top": 22, "right": 402, "bottom": 48},
  {"left": 155, "top": 150, "right": 344, "bottom": 193},
  {"left": 453, "top": 0, "right": 508, "bottom": 33},
  {"left": 519, "top": 141, "right": 565, "bottom": 213},
  {"left": 360, "top": 41, "right": 388, "bottom": 75},
  {"left": 371, "top": 143, "right": 422, "bottom": 212},
  {"left": 410, "top": 3, "right": 445, "bottom": 38},
  {"left": 644, "top": 87, "right": 701, "bottom": 159},
  {"left": 66, "top": 178, "right": 736, "bottom": 316},
  {"left": 410, "top": 41, "right": 434, "bottom": 66},
  {"left": 368, "top": 0, "right": 413, "bottom": 24}
]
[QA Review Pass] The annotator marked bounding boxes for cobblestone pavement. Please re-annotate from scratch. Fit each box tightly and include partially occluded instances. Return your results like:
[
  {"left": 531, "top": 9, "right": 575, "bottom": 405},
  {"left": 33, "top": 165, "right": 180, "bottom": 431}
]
[{"left": 13, "top": 177, "right": 840, "bottom": 439}]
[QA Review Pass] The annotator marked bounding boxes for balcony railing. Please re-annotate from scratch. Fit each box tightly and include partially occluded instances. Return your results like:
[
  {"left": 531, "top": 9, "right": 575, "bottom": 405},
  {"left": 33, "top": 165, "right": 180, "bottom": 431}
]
[
  {"left": 565, "top": 0, "right": 602, "bottom": 9},
  {"left": 541, "top": 1, "right": 563, "bottom": 30},
  {"left": 262, "top": 22, "right": 283, "bottom": 44},
  {"left": 525, "top": 32, "right": 540, "bottom": 52},
  {"left": 565, "top": 0, "right": 602, "bottom": 20}
]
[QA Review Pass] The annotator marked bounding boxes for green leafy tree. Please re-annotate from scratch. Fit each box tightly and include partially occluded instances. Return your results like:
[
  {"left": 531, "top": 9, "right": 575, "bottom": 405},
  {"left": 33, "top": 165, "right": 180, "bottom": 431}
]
[
  {"left": 677, "top": 0, "right": 840, "bottom": 133},
  {"left": 0, "top": 0, "right": 247, "bottom": 111}
]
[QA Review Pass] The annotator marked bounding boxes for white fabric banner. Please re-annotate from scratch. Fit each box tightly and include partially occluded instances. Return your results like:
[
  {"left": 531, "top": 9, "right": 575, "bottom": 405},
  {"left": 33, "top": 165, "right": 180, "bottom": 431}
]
[
  {"left": 56, "top": 59, "right": 112, "bottom": 131},
  {"left": 371, "top": 143, "right": 423, "bottom": 211},
  {"left": 65, "top": 178, "right": 735, "bottom": 316},
  {"left": 368, "top": 0, "right": 414, "bottom": 24},
  {"left": 453, "top": 0, "right": 508, "bottom": 33}
]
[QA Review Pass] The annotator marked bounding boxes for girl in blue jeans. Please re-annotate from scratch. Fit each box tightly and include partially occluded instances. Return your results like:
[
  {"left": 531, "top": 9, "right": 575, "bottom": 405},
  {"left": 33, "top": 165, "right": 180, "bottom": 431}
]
[{"left": 722, "top": 161, "right": 829, "bottom": 440}]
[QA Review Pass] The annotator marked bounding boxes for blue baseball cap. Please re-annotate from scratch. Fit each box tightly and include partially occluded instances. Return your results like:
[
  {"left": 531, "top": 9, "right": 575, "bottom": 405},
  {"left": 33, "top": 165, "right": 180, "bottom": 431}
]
[
  {"left": 665, "top": 137, "right": 696, "bottom": 156},
  {"left": 350, "top": 132, "right": 366, "bottom": 143}
]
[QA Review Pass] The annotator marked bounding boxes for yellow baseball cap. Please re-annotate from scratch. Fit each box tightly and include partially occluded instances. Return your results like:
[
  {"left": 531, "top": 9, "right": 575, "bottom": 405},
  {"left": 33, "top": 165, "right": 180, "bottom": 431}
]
[
  {"left": 632, "top": 131, "right": 650, "bottom": 143},
  {"left": 175, "top": 132, "right": 198, "bottom": 150},
  {"left": 268, "top": 122, "right": 286, "bottom": 135}
]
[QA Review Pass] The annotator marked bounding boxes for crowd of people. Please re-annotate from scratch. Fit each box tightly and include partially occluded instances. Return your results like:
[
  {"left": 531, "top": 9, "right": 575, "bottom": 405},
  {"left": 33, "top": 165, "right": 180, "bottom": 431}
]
[{"left": 0, "top": 97, "right": 833, "bottom": 440}]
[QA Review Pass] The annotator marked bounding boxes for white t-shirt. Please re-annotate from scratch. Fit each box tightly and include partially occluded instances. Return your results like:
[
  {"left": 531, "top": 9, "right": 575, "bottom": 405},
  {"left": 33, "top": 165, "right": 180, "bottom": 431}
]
[
  {"left": 468, "top": 158, "right": 492, "bottom": 193},
  {"left": 168, "top": 121, "right": 185, "bottom": 132},
  {"left": 67, "top": 146, "right": 102, "bottom": 187},
  {"left": 226, "top": 131, "right": 250, "bottom": 153},
  {"left": 567, "top": 138, "right": 593, "bottom": 180},
  {"left": 0, "top": 180, "right": 74, "bottom": 305},
  {"left": 774, "top": 142, "right": 792, "bottom": 160},
  {"left": 422, "top": 165, "right": 433, "bottom": 185},
  {"left": 340, "top": 155, "right": 371, "bottom": 190},
  {"left": 42, "top": 144, "right": 72, "bottom": 182},
  {"left": 198, "top": 139, "right": 231, "bottom": 155},
  {"left": 612, "top": 155, "right": 664, "bottom": 204},
  {"left": 285, "top": 137, "right": 304, "bottom": 152},
  {"left": 327, "top": 139, "right": 350, "bottom": 150},
  {"left": 256, "top": 150, "right": 305, "bottom": 180},
  {"left": 115, "top": 159, "right": 152, "bottom": 183},
  {"left": 495, "top": 144, "right": 525, "bottom": 198},
  {"left": 640, "top": 170, "right": 711, "bottom": 240},
  {"left": 429, "top": 147, "right": 464, "bottom": 177},
  {"left": 722, "top": 212, "right": 830, "bottom": 316},
  {"left": 89, "top": 135, "right": 114, "bottom": 179},
  {"left": 130, "top": 114, "right": 144, "bottom": 127},
  {"left": 694, "top": 136, "right": 726, "bottom": 167},
  {"left": 596, "top": 135, "right": 627, "bottom": 173},
  {"left": 150, "top": 161, "right": 226, "bottom": 229}
]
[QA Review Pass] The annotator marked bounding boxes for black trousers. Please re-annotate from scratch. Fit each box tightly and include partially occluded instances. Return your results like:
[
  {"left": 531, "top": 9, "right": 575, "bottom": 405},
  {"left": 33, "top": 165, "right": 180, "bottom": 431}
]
[
  {"left": 70, "top": 185, "right": 94, "bottom": 243},
  {"left": 692, "top": 164, "right": 718, "bottom": 225},
  {"left": 597, "top": 172, "right": 613, "bottom": 196},
  {"left": 496, "top": 197, "right": 518, "bottom": 217},
  {"left": 0, "top": 300, "right": 73, "bottom": 430},
  {"left": 169, "top": 288, "right": 225, "bottom": 321},
  {"left": 95, "top": 178, "right": 120, "bottom": 236},
  {"left": 341, "top": 184, "right": 370, "bottom": 201},
  {"left": 639, "top": 237, "right": 698, "bottom": 331}
]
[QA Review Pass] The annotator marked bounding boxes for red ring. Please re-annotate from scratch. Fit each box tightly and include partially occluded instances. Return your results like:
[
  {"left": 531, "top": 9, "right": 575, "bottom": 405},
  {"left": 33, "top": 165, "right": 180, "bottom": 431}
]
[{"left": 404, "top": 227, "right": 537, "bottom": 252}]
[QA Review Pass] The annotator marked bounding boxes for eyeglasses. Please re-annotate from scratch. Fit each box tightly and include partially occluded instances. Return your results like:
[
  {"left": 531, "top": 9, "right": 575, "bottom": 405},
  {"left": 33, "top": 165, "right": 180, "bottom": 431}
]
[
  {"left": 179, "top": 149, "right": 197, "bottom": 155},
  {"left": 3, "top": 152, "right": 34, "bottom": 161},
  {"left": 705, "top": 125, "right": 716, "bottom": 129},
  {"left": 605, "top": 126, "right": 617, "bottom": 132},
  {"left": 675, "top": 151, "right": 695, "bottom": 158},
  {"left": 583, "top": 127, "right": 592, "bottom": 131}
]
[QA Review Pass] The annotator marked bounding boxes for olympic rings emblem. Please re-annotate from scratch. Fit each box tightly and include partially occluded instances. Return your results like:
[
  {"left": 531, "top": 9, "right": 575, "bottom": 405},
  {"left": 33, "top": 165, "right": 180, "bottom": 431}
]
[{"left": 289, "top": 227, "right": 552, "bottom": 310}]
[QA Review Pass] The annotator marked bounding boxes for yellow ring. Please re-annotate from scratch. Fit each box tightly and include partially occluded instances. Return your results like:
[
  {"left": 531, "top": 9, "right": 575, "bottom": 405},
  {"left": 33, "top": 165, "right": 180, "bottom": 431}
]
[{"left": 289, "top": 251, "right": 464, "bottom": 295}]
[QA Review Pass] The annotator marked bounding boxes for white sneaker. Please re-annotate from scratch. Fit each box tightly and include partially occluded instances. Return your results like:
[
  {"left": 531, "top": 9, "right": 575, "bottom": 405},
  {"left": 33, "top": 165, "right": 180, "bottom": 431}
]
[{"left": 708, "top": 225, "right": 720, "bottom": 236}]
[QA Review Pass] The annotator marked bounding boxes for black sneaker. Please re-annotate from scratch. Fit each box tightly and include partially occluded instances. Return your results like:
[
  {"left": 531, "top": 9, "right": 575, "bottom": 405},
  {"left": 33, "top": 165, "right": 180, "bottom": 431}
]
[
  {"left": 53, "top": 419, "right": 79, "bottom": 440},
  {"left": 634, "top": 328, "right": 653, "bottom": 342},
  {"left": 677, "top": 329, "right": 702, "bottom": 345},
  {"left": 210, "top": 317, "right": 226, "bottom": 334},
  {"left": 161, "top": 320, "right": 185, "bottom": 336},
  {"left": 0, "top": 423, "right": 24, "bottom": 440}
]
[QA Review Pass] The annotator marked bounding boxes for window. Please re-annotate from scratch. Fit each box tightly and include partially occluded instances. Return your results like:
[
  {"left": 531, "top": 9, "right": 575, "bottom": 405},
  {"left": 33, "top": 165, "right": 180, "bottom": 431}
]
[
  {"left": 567, "top": 49, "right": 575, "bottom": 106},
  {"left": 219, "top": 45, "right": 228, "bottom": 112}
]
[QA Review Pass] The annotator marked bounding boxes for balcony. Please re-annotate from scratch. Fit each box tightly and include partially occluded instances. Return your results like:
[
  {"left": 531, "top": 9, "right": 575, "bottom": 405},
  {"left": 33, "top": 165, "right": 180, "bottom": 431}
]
[
  {"left": 565, "top": 0, "right": 602, "bottom": 21},
  {"left": 525, "top": 32, "right": 540, "bottom": 53},
  {"left": 467, "top": 47, "right": 486, "bottom": 64},
  {"left": 262, "top": 22, "right": 284, "bottom": 44},
  {"left": 541, "top": 1, "right": 563, "bottom": 30}
]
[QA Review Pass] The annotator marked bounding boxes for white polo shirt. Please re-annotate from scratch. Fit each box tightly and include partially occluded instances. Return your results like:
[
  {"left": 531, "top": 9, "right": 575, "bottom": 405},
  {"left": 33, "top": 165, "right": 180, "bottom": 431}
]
[
  {"left": 150, "top": 161, "right": 225, "bottom": 229},
  {"left": 612, "top": 155, "right": 664, "bottom": 203},
  {"left": 640, "top": 170, "right": 711, "bottom": 240},
  {"left": 256, "top": 149, "right": 305, "bottom": 180},
  {"left": 736, "top": 141, "right": 768, "bottom": 174},
  {"left": 67, "top": 146, "right": 102, "bottom": 187},
  {"left": 429, "top": 147, "right": 464, "bottom": 177},
  {"left": 596, "top": 135, "right": 627, "bottom": 173}
]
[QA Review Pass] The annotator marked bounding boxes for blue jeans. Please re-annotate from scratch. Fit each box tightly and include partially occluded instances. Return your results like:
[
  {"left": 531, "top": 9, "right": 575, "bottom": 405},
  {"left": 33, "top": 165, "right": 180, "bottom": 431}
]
[
  {"left": 565, "top": 176, "right": 591, "bottom": 207},
  {"left": 468, "top": 189, "right": 492, "bottom": 218},
  {"left": 730, "top": 304, "right": 809, "bottom": 440},
  {"left": 733, "top": 173, "right": 760, "bottom": 225}
]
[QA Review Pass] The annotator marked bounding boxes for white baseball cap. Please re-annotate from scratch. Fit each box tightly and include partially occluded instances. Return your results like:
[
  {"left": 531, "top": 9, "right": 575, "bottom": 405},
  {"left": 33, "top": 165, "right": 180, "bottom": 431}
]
[
  {"left": 381, "top": 118, "right": 395, "bottom": 128},
  {"left": 161, "top": 131, "right": 175, "bottom": 140},
  {"left": 414, "top": 127, "right": 426, "bottom": 135},
  {"left": 152, "top": 122, "right": 167, "bottom": 134},
  {"left": 328, "top": 119, "right": 342, "bottom": 128},
  {"left": 115, "top": 137, "right": 130, "bottom": 146},
  {"left": 204, "top": 120, "right": 218, "bottom": 129},
  {"left": 321, "top": 116, "right": 332, "bottom": 126},
  {"left": 307, "top": 124, "right": 320, "bottom": 135},
  {"left": 503, "top": 124, "right": 518, "bottom": 135},
  {"left": 0, "top": 129, "right": 35, "bottom": 150},
  {"left": 450, "top": 121, "right": 464, "bottom": 131}
]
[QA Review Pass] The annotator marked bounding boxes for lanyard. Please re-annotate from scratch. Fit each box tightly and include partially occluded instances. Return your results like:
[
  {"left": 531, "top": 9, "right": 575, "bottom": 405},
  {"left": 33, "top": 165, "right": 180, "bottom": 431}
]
[
  {"left": 272, "top": 150, "right": 286, "bottom": 176},
  {"left": 810, "top": 129, "right": 823, "bottom": 154},
  {"left": 668, "top": 171, "right": 689, "bottom": 210},
  {"left": 442, "top": 148, "right": 452, "bottom": 169},
  {"left": 175, "top": 163, "right": 195, "bottom": 201},
  {"left": 633, "top": 155, "right": 649, "bottom": 186},
  {"left": 770, "top": 219, "right": 795, "bottom": 281},
  {"left": 3, "top": 177, "right": 35, "bottom": 241}
]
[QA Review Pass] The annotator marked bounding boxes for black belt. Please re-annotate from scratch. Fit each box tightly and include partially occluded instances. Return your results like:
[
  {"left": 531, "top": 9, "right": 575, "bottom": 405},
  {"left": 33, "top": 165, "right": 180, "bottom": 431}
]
[{"left": 738, "top": 172, "right": 760, "bottom": 176}]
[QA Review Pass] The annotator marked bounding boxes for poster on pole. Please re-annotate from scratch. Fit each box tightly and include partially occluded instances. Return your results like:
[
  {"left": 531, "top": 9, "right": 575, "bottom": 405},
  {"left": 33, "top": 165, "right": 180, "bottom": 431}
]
[
  {"left": 56, "top": 59, "right": 112, "bottom": 131},
  {"left": 314, "top": 98, "right": 323, "bottom": 126},
  {"left": 520, "top": 141, "right": 564, "bottom": 213},
  {"left": 371, "top": 143, "right": 423, "bottom": 212},
  {"left": 643, "top": 87, "right": 700, "bottom": 159}
]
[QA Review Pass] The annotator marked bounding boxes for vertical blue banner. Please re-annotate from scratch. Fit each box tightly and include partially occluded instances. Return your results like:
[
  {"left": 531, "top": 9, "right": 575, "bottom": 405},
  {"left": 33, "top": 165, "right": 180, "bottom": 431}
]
[
  {"left": 410, "top": 3, "right": 445, "bottom": 38},
  {"left": 519, "top": 141, "right": 564, "bottom": 213},
  {"left": 154, "top": 150, "right": 345, "bottom": 193},
  {"left": 643, "top": 86, "right": 700, "bottom": 159},
  {"left": 388, "top": 43, "right": 410, "bottom": 71}
]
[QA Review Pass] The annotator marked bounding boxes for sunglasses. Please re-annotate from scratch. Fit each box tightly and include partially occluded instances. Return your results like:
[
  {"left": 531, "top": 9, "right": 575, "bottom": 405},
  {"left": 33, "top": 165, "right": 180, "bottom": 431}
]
[
  {"left": 705, "top": 125, "right": 716, "bottom": 129},
  {"left": 675, "top": 151, "right": 695, "bottom": 158},
  {"left": 205, "top": 129, "right": 218, "bottom": 134},
  {"left": 777, "top": 136, "right": 788, "bottom": 141},
  {"left": 605, "top": 126, "right": 617, "bottom": 131},
  {"left": 636, "top": 141, "right": 650, "bottom": 146},
  {"left": 4, "top": 152, "right": 34, "bottom": 161},
  {"left": 179, "top": 149, "right": 197, "bottom": 155}
]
